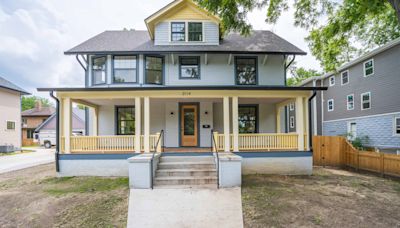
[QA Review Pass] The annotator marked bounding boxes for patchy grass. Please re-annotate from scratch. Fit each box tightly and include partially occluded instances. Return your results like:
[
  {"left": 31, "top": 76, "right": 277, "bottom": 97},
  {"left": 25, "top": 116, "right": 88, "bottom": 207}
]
[
  {"left": 242, "top": 168, "right": 400, "bottom": 228},
  {"left": 0, "top": 164, "right": 129, "bottom": 227}
]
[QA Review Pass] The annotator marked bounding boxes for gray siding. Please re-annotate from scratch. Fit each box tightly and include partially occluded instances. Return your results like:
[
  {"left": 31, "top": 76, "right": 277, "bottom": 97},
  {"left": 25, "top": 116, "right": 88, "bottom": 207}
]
[
  {"left": 322, "top": 44, "right": 400, "bottom": 121},
  {"left": 154, "top": 21, "right": 219, "bottom": 45}
]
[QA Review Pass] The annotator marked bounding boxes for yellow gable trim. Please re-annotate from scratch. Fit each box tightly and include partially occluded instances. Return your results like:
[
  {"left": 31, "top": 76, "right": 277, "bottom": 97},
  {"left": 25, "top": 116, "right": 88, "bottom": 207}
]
[{"left": 145, "top": 0, "right": 220, "bottom": 40}]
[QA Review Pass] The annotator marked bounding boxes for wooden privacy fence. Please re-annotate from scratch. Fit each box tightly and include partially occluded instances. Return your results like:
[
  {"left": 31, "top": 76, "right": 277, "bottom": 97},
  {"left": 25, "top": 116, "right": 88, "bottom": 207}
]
[{"left": 313, "top": 136, "right": 400, "bottom": 177}]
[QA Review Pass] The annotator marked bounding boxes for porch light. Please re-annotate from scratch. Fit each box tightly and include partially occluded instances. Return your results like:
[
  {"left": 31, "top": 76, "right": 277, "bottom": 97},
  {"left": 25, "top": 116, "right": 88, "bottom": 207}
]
[{"left": 170, "top": 112, "right": 174, "bottom": 115}]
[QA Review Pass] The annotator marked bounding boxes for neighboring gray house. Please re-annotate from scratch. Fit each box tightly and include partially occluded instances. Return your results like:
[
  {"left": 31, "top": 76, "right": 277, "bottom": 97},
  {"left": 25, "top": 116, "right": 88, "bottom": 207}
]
[
  {"left": 301, "top": 37, "right": 400, "bottom": 151},
  {"left": 0, "top": 76, "right": 30, "bottom": 152}
]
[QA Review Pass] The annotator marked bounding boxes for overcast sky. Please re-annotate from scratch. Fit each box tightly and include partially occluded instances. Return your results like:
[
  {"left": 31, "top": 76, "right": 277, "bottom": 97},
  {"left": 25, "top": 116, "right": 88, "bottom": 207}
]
[{"left": 0, "top": 0, "right": 321, "bottom": 98}]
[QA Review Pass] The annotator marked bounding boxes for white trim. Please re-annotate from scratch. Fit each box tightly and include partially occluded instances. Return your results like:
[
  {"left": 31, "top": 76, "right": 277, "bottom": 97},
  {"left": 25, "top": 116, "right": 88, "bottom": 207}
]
[
  {"left": 341, "top": 70, "right": 349, "bottom": 85},
  {"left": 329, "top": 76, "right": 335, "bottom": 86},
  {"left": 394, "top": 117, "right": 400, "bottom": 136},
  {"left": 323, "top": 111, "right": 400, "bottom": 123},
  {"left": 363, "top": 59, "right": 374, "bottom": 77},
  {"left": 327, "top": 99, "right": 334, "bottom": 112},
  {"left": 361, "top": 92, "right": 371, "bottom": 110},
  {"left": 346, "top": 94, "right": 354, "bottom": 110}
]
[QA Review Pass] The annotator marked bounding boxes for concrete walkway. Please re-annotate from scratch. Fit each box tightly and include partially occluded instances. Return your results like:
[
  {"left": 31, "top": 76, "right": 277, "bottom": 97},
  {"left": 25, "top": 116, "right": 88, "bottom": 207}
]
[
  {"left": 127, "top": 187, "right": 243, "bottom": 228},
  {"left": 0, "top": 148, "right": 55, "bottom": 174}
]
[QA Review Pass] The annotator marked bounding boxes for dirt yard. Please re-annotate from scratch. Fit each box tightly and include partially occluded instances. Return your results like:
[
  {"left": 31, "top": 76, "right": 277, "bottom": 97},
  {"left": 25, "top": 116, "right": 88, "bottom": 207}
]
[
  {"left": 0, "top": 164, "right": 129, "bottom": 227},
  {"left": 242, "top": 167, "right": 400, "bottom": 228}
]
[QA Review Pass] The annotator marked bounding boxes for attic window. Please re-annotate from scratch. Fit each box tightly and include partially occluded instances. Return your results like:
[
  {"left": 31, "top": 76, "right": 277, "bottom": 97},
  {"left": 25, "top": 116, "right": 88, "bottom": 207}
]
[
  {"left": 188, "top": 22, "right": 202, "bottom": 41},
  {"left": 171, "top": 22, "right": 185, "bottom": 41}
]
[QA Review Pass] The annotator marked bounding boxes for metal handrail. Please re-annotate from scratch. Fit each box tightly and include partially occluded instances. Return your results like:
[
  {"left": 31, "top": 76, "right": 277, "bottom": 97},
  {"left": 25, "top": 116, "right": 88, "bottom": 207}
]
[
  {"left": 151, "top": 130, "right": 164, "bottom": 189},
  {"left": 211, "top": 129, "right": 219, "bottom": 189}
]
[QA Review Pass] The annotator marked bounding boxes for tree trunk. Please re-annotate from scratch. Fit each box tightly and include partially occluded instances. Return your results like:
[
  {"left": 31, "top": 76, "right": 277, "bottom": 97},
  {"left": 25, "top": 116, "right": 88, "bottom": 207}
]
[{"left": 388, "top": 0, "right": 400, "bottom": 23}]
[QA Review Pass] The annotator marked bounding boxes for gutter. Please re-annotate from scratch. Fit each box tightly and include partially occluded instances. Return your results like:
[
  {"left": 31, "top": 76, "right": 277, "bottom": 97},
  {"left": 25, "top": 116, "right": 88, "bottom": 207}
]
[
  {"left": 308, "top": 90, "right": 317, "bottom": 152},
  {"left": 49, "top": 91, "right": 60, "bottom": 172}
]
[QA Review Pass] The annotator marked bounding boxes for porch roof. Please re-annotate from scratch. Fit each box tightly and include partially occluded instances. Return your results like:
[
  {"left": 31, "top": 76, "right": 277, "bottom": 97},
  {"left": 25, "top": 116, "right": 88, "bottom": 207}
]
[{"left": 37, "top": 85, "right": 327, "bottom": 92}]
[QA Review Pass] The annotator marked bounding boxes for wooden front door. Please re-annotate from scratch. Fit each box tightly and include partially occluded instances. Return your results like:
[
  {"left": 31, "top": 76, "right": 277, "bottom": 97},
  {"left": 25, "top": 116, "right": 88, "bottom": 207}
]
[{"left": 180, "top": 104, "right": 199, "bottom": 147}]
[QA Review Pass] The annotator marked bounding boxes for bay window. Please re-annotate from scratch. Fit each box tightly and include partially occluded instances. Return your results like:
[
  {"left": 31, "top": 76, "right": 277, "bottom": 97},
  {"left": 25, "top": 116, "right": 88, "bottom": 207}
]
[
  {"left": 113, "top": 56, "right": 137, "bottom": 83},
  {"left": 145, "top": 56, "right": 164, "bottom": 85}
]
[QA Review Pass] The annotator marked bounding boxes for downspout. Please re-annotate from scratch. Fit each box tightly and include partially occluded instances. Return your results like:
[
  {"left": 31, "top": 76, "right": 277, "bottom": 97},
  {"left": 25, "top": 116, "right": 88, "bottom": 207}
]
[
  {"left": 284, "top": 55, "right": 296, "bottom": 132},
  {"left": 308, "top": 90, "right": 317, "bottom": 152},
  {"left": 49, "top": 91, "right": 60, "bottom": 172}
]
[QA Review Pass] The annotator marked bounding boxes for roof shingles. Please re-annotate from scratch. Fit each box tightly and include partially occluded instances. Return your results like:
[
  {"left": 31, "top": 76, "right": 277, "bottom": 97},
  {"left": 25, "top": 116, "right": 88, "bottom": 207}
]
[{"left": 0, "top": 76, "right": 30, "bottom": 95}]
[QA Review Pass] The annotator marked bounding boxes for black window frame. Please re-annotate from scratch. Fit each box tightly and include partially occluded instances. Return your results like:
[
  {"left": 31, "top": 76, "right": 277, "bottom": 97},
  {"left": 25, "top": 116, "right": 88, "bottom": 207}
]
[
  {"left": 234, "top": 56, "right": 258, "bottom": 85},
  {"left": 144, "top": 55, "right": 164, "bottom": 85},
  {"left": 171, "top": 22, "right": 186, "bottom": 42},
  {"left": 179, "top": 56, "right": 201, "bottom": 79},
  {"left": 91, "top": 55, "right": 107, "bottom": 85},
  {"left": 112, "top": 55, "right": 138, "bottom": 84},
  {"left": 115, "top": 106, "right": 135, "bottom": 135},
  {"left": 188, "top": 22, "right": 203, "bottom": 42},
  {"left": 238, "top": 105, "right": 259, "bottom": 134},
  {"left": 395, "top": 117, "right": 400, "bottom": 135}
]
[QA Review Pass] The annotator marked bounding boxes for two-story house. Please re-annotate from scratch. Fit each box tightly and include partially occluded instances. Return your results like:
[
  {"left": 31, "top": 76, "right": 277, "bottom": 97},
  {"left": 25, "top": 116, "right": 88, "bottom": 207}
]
[
  {"left": 38, "top": 0, "right": 326, "bottom": 186},
  {"left": 301, "top": 37, "right": 400, "bottom": 153}
]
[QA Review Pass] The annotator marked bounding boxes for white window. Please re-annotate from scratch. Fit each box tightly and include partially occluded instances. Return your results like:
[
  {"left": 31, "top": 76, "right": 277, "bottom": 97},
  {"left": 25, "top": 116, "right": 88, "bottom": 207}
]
[
  {"left": 395, "top": 117, "right": 400, "bottom": 135},
  {"left": 290, "top": 116, "right": 295, "bottom": 128},
  {"left": 361, "top": 92, "right": 371, "bottom": 110},
  {"left": 347, "top": 122, "right": 357, "bottom": 140},
  {"left": 327, "top": 99, "right": 334, "bottom": 112},
  {"left": 341, "top": 70, "right": 349, "bottom": 85},
  {"left": 329, "top": 76, "right": 335, "bottom": 86},
  {"left": 6, "top": 121, "right": 15, "bottom": 130},
  {"left": 347, "top": 94, "right": 354, "bottom": 110},
  {"left": 364, "top": 59, "right": 374, "bottom": 77},
  {"left": 289, "top": 103, "right": 295, "bottom": 111}
]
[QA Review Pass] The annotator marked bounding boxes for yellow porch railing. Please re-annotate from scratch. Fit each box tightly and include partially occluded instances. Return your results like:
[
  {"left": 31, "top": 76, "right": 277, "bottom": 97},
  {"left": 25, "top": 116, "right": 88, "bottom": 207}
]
[
  {"left": 213, "top": 132, "right": 300, "bottom": 152},
  {"left": 61, "top": 134, "right": 160, "bottom": 153}
]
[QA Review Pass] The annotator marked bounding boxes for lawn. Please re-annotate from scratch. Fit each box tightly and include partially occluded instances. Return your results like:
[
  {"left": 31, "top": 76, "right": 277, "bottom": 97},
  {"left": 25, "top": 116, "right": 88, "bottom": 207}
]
[
  {"left": 242, "top": 167, "right": 400, "bottom": 227},
  {"left": 0, "top": 164, "right": 129, "bottom": 227}
]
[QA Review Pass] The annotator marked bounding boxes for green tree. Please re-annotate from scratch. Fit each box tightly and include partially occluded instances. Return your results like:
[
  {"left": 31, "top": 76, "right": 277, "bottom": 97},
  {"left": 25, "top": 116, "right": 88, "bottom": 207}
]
[
  {"left": 287, "top": 66, "right": 322, "bottom": 86},
  {"left": 195, "top": 0, "right": 400, "bottom": 72},
  {"left": 21, "top": 96, "right": 53, "bottom": 111}
]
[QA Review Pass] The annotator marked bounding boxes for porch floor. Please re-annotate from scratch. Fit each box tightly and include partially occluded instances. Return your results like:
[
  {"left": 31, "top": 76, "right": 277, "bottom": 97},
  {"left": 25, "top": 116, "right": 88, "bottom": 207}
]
[{"left": 163, "top": 147, "right": 212, "bottom": 153}]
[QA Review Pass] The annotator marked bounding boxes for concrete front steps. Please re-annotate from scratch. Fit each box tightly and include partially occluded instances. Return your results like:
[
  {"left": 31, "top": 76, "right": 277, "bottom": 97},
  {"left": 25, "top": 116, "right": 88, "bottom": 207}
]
[{"left": 154, "top": 155, "right": 217, "bottom": 188}]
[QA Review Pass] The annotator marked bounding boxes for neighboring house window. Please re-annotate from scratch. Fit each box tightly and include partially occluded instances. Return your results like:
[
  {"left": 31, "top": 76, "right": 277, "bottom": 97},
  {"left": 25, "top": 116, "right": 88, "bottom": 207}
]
[
  {"left": 235, "top": 57, "right": 257, "bottom": 85},
  {"left": 188, "top": 22, "right": 202, "bottom": 41},
  {"left": 290, "top": 116, "right": 295, "bottom": 128},
  {"left": 348, "top": 122, "right": 357, "bottom": 140},
  {"left": 289, "top": 103, "right": 295, "bottom": 111},
  {"left": 341, "top": 71, "right": 349, "bottom": 85},
  {"left": 179, "top": 56, "right": 200, "bottom": 79},
  {"left": 145, "top": 56, "right": 164, "bottom": 85},
  {"left": 395, "top": 117, "right": 400, "bottom": 135},
  {"left": 361, "top": 92, "right": 371, "bottom": 110},
  {"left": 6, "top": 121, "right": 15, "bottom": 130},
  {"left": 92, "top": 56, "right": 107, "bottom": 85},
  {"left": 22, "top": 118, "right": 27, "bottom": 125},
  {"left": 27, "top": 129, "right": 34, "bottom": 138},
  {"left": 347, "top": 94, "right": 354, "bottom": 110},
  {"left": 116, "top": 106, "right": 135, "bottom": 135},
  {"left": 364, "top": 59, "right": 374, "bottom": 77},
  {"left": 113, "top": 56, "right": 137, "bottom": 83},
  {"left": 171, "top": 22, "right": 185, "bottom": 41},
  {"left": 238, "top": 105, "right": 258, "bottom": 133},
  {"left": 329, "top": 76, "right": 335, "bottom": 86},
  {"left": 327, "top": 99, "right": 334, "bottom": 112}
]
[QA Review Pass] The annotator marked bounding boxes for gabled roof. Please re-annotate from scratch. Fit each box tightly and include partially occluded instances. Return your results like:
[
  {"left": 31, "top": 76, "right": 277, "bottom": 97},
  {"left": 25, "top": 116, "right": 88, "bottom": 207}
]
[
  {"left": 0, "top": 76, "right": 30, "bottom": 95},
  {"left": 35, "top": 111, "right": 85, "bottom": 132},
  {"left": 145, "top": 0, "right": 220, "bottom": 40},
  {"left": 65, "top": 30, "right": 306, "bottom": 55},
  {"left": 22, "top": 106, "right": 55, "bottom": 117}
]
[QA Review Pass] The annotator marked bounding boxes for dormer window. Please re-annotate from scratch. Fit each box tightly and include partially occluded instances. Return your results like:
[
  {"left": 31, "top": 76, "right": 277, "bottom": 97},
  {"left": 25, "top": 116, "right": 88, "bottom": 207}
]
[
  {"left": 171, "top": 22, "right": 185, "bottom": 41},
  {"left": 171, "top": 22, "right": 203, "bottom": 42}
]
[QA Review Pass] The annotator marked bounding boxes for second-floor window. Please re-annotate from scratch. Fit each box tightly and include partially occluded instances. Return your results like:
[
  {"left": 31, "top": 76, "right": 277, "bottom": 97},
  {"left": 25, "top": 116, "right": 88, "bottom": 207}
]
[
  {"left": 235, "top": 57, "right": 257, "bottom": 85},
  {"left": 327, "top": 99, "right": 334, "bottom": 112},
  {"left": 364, "top": 59, "right": 374, "bottom": 77},
  {"left": 361, "top": 92, "right": 371, "bottom": 110},
  {"left": 145, "top": 56, "right": 164, "bottom": 85},
  {"left": 22, "top": 118, "right": 27, "bottom": 125},
  {"left": 171, "top": 22, "right": 185, "bottom": 41},
  {"left": 92, "top": 56, "right": 107, "bottom": 85},
  {"left": 347, "top": 94, "right": 354, "bottom": 110},
  {"left": 113, "top": 56, "right": 137, "bottom": 83},
  {"left": 179, "top": 56, "right": 200, "bottom": 79},
  {"left": 341, "top": 71, "right": 349, "bottom": 85},
  {"left": 188, "top": 22, "right": 202, "bottom": 41},
  {"left": 329, "top": 76, "right": 335, "bottom": 86}
]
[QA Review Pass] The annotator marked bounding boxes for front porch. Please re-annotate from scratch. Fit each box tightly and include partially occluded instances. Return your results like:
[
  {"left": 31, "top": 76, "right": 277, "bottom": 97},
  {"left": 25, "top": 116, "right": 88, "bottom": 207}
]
[{"left": 58, "top": 89, "right": 311, "bottom": 154}]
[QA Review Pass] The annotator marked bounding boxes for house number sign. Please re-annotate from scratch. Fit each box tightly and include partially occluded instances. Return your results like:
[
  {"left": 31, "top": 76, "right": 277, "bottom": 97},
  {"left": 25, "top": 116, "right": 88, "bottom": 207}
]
[{"left": 182, "top": 91, "right": 192, "bottom": 96}]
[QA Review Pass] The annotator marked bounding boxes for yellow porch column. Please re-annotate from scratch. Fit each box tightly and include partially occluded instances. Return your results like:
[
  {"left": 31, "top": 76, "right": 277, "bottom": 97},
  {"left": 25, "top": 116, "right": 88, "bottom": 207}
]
[
  {"left": 135, "top": 97, "right": 141, "bottom": 153},
  {"left": 232, "top": 96, "right": 239, "bottom": 152},
  {"left": 295, "top": 96, "right": 305, "bottom": 151},
  {"left": 62, "top": 97, "right": 72, "bottom": 153},
  {"left": 144, "top": 96, "right": 150, "bottom": 153},
  {"left": 223, "top": 96, "right": 230, "bottom": 152},
  {"left": 93, "top": 107, "right": 98, "bottom": 136}
]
